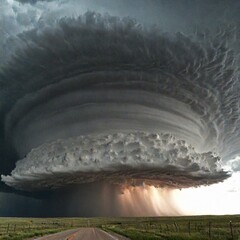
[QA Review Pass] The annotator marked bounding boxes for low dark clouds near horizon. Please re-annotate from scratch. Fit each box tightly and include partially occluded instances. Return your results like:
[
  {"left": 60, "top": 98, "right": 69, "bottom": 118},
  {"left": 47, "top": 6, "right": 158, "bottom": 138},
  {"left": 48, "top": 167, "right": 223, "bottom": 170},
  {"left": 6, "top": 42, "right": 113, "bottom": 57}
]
[
  {"left": 0, "top": 183, "right": 122, "bottom": 217},
  {"left": 0, "top": 0, "right": 240, "bottom": 216}
]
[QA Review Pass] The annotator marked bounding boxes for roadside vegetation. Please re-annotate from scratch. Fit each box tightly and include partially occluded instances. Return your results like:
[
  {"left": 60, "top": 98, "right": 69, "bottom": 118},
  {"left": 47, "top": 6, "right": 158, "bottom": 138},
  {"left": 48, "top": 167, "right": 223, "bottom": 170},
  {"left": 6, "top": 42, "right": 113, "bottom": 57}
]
[
  {"left": 0, "top": 215, "right": 240, "bottom": 240},
  {"left": 102, "top": 215, "right": 240, "bottom": 240}
]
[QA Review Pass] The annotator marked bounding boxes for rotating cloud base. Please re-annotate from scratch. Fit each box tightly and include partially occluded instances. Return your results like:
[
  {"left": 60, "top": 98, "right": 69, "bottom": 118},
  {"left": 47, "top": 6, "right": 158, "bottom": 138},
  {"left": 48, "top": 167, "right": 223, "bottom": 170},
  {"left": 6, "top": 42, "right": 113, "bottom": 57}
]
[{"left": 2, "top": 132, "right": 227, "bottom": 191}]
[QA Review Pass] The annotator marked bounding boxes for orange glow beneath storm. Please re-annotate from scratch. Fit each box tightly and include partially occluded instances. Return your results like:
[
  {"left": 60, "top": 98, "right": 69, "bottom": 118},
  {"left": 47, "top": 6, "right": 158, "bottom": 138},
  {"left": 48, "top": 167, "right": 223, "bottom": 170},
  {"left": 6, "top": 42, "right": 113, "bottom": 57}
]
[
  {"left": 118, "top": 185, "right": 181, "bottom": 216},
  {"left": 117, "top": 173, "right": 240, "bottom": 216}
]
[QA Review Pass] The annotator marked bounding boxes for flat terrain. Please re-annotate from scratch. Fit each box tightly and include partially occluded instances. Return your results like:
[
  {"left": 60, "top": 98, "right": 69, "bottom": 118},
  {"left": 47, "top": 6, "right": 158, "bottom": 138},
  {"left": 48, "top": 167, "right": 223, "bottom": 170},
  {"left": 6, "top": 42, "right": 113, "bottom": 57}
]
[
  {"left": 35, "top": 228, "right": 129, "bottom": 240},
  {"left": 0, "top": 215, "right": 240, "bottom": 240}
]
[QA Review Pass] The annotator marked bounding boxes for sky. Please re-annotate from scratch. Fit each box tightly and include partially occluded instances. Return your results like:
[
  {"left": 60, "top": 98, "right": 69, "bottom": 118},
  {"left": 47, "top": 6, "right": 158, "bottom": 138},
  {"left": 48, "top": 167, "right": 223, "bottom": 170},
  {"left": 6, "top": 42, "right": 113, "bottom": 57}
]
[{"left": 0, "top": 0, "right": 240, "bottom": 216}]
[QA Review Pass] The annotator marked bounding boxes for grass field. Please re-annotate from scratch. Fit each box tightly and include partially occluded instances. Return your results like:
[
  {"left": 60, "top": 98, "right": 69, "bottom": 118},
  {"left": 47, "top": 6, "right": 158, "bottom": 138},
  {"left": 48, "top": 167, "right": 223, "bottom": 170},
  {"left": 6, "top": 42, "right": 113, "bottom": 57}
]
[{"left": 0, "top": 215, "right": 240, "bottom": 240}]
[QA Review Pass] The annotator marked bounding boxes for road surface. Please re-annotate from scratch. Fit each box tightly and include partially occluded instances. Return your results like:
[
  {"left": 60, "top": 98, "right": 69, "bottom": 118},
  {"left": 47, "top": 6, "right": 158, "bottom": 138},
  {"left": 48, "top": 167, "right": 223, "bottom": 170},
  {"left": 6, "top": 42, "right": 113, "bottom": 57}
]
[{"left": 35, "top": 227, "right": 130, "bottom": 240}]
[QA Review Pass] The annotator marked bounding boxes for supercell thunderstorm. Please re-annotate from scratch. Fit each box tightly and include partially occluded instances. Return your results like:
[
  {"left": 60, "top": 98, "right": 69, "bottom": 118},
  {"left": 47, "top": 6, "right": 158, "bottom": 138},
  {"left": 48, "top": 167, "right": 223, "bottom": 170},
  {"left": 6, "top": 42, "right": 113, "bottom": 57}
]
[{"left": 1, "top": 3, "right": 240, "bottom": 197}]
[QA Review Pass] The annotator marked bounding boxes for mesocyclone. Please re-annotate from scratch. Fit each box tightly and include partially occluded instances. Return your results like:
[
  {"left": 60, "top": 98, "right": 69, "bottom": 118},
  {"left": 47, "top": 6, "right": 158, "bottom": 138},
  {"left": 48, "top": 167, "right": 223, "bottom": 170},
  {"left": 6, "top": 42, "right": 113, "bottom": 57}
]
[{"left": 1, "top": 12, "right": 239, "bottom": 191}]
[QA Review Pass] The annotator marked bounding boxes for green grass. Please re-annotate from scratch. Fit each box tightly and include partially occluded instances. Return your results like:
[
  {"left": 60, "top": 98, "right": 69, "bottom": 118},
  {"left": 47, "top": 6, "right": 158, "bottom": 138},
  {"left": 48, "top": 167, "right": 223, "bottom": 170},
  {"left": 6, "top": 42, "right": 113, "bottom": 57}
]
[
  {"left": 1, "top": 229, "right": 65, "bottom": 240},
  {"left": 0, "top": 215, "right": 240, "bottom": 240},
  {"left": 101, "top": 215, "right": 240, "bottom": 240}
]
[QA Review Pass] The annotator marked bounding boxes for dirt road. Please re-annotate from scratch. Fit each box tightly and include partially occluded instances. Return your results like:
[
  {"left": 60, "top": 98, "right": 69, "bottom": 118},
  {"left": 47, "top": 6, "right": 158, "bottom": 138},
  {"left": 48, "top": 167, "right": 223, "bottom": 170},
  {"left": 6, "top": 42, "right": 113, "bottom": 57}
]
[{"left": 35, "top": 227, "right": 130, "bottom": 240}]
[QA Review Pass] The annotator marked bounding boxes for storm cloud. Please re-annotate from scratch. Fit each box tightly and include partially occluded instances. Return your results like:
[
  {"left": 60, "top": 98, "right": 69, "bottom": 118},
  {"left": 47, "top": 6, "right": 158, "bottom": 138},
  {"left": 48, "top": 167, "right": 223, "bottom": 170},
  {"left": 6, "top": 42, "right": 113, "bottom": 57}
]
[
  {"left": 0, "top": 11, "right": 235, "bottom": 189},
  {"left": 2, "top": 132, "right": 227, "bottom": 191},
  {"left": 0, "top": 0, "right": 240, "bottom": 216}
]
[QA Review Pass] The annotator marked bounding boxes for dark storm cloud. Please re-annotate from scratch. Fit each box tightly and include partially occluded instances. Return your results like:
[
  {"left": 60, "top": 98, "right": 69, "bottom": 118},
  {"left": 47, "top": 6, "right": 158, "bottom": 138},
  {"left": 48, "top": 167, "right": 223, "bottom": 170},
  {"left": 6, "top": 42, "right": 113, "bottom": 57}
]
[
  {"left": 0, "top": 12, "right": 237, "bottom": 191},
  {"left": 1, "top": 0, "right": 240, "bottom": 217},
  {"left": 0, "top": 183, "right": 122, "bottom": 217},
  {"left": 1, "top": 0, "right": 240, "bottom": 196}
]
